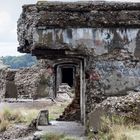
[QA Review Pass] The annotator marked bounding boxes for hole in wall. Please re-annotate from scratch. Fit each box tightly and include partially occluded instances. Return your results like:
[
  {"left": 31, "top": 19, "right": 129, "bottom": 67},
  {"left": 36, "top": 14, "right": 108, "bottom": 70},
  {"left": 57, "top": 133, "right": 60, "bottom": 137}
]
[
  {"left": 55, "top": 63, "right": 81, "bottom": 122},
  {"left": 62, "top": 67, "right": 73, "bottom": 87}
]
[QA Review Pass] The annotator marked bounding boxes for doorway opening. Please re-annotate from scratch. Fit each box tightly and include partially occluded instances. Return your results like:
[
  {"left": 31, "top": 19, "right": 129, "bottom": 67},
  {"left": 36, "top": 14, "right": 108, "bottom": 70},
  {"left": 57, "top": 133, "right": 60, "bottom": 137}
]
[
  {"left": 62, "top": 68, "right": 73, "bottom": 87},
  {"left": 53, "top": 60, "right": 85, "bottom": 124},
  {"left": 56, "top": 63, "right": 80, "bottom": 121}
]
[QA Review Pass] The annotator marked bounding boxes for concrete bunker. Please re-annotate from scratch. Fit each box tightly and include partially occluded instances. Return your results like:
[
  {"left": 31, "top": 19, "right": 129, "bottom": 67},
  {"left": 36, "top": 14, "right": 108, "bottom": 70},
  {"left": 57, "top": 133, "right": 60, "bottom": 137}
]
[{"left": 17, "top": 1, "right": 140, "bottom": 129}]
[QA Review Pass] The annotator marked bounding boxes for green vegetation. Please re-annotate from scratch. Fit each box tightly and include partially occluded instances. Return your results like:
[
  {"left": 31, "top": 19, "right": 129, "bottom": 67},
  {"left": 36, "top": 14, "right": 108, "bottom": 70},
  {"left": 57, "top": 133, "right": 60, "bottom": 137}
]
[
  {"left": 88, "top": 115, "right": 140, "bottom": 140},
  {"left": 0, "top": 107, "right": 38, "bottom": 132},
  {"left": 41, "top": 133, "right": 77, "bottom": 140},
  {"left": 49, "top": 102, "right": 70, "bottom": 121},
  {"left": 1, "top": 54, "right": 37, "bottom": 69},
  {"left": 0, "top": 101, "right": 70, "bottom": 132}
]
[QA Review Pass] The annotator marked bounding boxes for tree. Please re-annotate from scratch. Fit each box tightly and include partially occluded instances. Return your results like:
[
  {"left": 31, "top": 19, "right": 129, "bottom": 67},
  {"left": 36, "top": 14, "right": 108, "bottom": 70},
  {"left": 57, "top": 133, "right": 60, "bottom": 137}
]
[{"left": 1, "top": 54, "right": 37, "bottom": 69}]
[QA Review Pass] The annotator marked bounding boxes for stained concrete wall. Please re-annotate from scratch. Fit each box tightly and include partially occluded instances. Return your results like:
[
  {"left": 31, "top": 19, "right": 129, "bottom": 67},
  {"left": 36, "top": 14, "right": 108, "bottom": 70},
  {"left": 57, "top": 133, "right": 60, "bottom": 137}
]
[
  {"left": 32, "top": 28, "right": 140, "bottom": 115},
  {"left": 33, "top": 28, "right": 140, "bottom": 57},
  {"left": 17, "top": 2, "right": 140, "bottom": 54},
  {"left": 33, "top": 28, "right": 140, "bottom": 94}
]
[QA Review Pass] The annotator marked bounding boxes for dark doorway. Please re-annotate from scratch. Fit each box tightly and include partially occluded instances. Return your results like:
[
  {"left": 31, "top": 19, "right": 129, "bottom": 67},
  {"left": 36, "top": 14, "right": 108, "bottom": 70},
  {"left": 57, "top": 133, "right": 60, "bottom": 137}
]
[
  {"left": 62, "top": 68, "right": 73, "bottom": 87},
  {"left": 5, "top": 81, "right": 17, "bottom": 98}
]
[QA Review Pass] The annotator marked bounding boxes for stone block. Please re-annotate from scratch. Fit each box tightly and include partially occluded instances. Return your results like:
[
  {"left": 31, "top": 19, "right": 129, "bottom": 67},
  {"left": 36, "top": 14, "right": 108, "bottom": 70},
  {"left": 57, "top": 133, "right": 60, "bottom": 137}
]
[{"left": 37, "top": 109, "right": 50, "bottom": 126}]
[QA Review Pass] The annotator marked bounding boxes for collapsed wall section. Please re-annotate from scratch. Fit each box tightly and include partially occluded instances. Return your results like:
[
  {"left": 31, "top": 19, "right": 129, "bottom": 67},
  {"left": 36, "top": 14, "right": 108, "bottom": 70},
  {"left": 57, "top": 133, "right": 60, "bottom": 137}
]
[
  {"left": 0, "top": 69, "right": 17, "bottom": 100},
  {"left": 15, "top": 60, "right": 54, "bottom": 99},
  {"left": 0, "top": 69, "right": 7, "bottom": 100}
]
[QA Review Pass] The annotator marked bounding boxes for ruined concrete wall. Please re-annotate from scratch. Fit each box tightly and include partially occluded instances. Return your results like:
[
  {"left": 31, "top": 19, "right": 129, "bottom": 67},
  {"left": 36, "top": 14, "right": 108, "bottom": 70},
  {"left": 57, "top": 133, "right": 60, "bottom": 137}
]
[
  {"left": 5, "top": 70, "right": 17, "bottom": 98},
  {"left": 84, "top": 29, "right": 140, "bottom": 114},
  {"left": 15, "top": 60, "right": 54, "bottom": 99},
  {"left": 0, "top": 69, "right": 7, "bottom": 100},
  {"left": 0, "top": 69, "right": 17, "bottom": 100},
  {"left": 0, "top": 60, "right": 55, "bottom": 100},
  {"left": 86, "top": 49, "right": 140, "bottom": 114}
]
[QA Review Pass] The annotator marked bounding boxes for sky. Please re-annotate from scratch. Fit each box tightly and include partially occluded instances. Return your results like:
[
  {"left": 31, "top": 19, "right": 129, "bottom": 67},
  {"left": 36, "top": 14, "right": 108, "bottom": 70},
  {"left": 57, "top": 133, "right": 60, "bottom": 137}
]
[{"left": 0, "top": 0, "right": 139, "bottom": 57}]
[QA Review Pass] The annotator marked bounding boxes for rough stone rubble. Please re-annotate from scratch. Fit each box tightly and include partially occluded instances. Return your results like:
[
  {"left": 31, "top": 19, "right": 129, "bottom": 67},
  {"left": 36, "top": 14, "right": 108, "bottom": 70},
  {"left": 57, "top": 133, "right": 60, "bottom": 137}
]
[
  {"left": 97, "top": 90, "right": 140, "bottom": 119},
  {"left": 15, "top": 61, "right": 54, "bottom": 99},
  {"left": 0, "top": 60, "right": 55, "bottom": 100}
]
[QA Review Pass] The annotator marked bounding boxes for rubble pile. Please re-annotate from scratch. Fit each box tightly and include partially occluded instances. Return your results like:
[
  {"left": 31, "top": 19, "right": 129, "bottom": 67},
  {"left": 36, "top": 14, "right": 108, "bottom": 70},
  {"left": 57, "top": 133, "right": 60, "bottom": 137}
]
[
  {"left": 94, "top": 90, "right": 140, "bottom": 122},
  {"left": 15, "top": 63, "right": 54, "bottom": 99},
  {"left": 57, "top": 78, "right": 80, "bottom": 121},
  {"left": 56, "top": 83, "right": 73, "bottom": 102},
  {"left": 1, "top": 125, "right": 33, "bottom": 140}
]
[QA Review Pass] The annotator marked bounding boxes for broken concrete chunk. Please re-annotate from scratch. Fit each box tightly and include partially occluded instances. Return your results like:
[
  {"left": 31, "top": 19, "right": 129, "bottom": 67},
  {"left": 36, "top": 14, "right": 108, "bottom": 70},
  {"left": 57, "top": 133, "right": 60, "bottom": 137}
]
[{"left": 37, "top": 109, "right": 50, "bottom": 126}]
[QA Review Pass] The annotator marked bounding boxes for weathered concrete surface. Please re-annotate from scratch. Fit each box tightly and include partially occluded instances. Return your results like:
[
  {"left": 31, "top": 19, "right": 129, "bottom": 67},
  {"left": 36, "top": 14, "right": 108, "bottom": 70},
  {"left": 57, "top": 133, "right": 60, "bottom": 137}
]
[
  {"left": 0, "top": 69, "right": 7, "bottom": 100},
  {"left": 37, "top": 109, "right": 49, "bottom": 126},
  {"left": 0, "top": 60, "right": 9, "bottom": 99},
  {"left": 35, "top": 121, "right": 86, "bottom": 140},
  {"left": 33, "top": 28, "right": 140, "bottom": 58},
  {"left": 17, "top": 1, "right": 140, "bottom": 54},
  {"left": 0, "top": 69, "right": 17, "bottom": 100}
]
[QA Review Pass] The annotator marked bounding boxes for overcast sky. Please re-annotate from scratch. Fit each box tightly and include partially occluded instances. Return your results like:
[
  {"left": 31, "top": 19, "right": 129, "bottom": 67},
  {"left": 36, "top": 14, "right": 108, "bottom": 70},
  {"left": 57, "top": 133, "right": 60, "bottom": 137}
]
[{"left": 0, "top": 0, "right": 139, "bottom": 57}]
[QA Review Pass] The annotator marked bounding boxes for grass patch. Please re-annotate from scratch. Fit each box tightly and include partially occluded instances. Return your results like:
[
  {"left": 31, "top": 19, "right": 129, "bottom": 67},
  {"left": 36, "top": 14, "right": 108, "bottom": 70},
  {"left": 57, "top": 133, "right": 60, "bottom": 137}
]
[
  {"left": 88, "top": 115, "right": 140, "bottom": 140},
  {"left": 0, "top": 119, "right": 9, "bottom": 132},
  {"left": 0, "top": 101, "right": 70, "bottom": 132},
  {"left": 0, "top": 99, "right": 71, "bottom": 133},
  {"left": 49, "top": 102, "right": 71, "bottom": 121},
  {"left": 41, "top": 133, "right": 77, "bottom": 140},
  {"left": 0, "top": 107, "right": 39, "bottom": 132}
]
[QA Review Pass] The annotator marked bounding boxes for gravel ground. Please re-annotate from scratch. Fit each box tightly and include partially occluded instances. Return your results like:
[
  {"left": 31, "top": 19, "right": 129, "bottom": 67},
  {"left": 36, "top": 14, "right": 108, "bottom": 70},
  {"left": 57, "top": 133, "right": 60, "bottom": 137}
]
[
  {"left": 35, "top": 121, "right": 86, "bottom": 140},
  {"left": 0, "top": 100, "right": 87, "bottom": 140}
]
